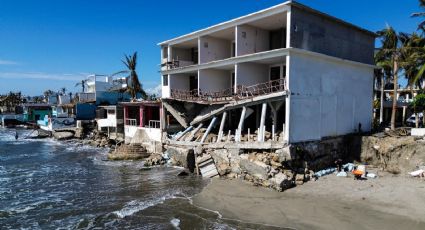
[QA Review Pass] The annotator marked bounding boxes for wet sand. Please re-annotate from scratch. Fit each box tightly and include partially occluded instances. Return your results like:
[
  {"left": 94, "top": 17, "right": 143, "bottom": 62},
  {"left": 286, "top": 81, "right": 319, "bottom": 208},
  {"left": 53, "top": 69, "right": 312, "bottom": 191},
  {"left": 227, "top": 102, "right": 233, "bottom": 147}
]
[{"left": 193, "top": 175, "right": 425, "bottom": 230}]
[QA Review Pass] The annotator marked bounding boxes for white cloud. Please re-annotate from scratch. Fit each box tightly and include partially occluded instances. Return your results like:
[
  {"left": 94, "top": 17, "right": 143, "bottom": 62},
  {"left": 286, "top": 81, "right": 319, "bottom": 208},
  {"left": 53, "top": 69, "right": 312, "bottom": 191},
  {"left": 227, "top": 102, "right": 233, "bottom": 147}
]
[
  {"left": 145, "top": 84, "right": 162, "bottom": 97},
  {"left": 0, "top": 71, "right": 86, "bottom": 81},
  {"left": 0, "top": 59, "right": 18, "bottom": 65}
]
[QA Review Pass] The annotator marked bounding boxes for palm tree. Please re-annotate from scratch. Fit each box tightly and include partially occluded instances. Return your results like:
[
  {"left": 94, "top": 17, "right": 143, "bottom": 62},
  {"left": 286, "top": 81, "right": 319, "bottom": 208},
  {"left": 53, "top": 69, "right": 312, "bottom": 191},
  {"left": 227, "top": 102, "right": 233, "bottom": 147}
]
[
  {"left": 398, "top": 33, "right": 425, "bottom": 127},
  {"left": 43, "top": 90, "right": 55, "bottom": 101},
  {"left": 116, "top": 52, "right": 147, "bottom": 101},
  {"left": 60, "top": 87, "right": 66, "bottom": 95},
  {"left": 412, "top": 0, "right": 425, "bottom": 31},
  {"left": 376, "top": 26, "right": 402, "bottom": 130},
  {"left": 75, "top": 80, "right": 88, "bottom": 93}
]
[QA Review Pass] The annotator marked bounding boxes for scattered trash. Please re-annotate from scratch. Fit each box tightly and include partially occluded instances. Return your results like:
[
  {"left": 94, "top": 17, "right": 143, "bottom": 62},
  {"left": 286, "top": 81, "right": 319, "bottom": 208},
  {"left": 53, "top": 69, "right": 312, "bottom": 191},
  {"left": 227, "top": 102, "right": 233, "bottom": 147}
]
[
  {"left": 366, "top": 173, "right": 377, "bottom": 179},
  {"left": 357, "top": 165, "right": 366, "bottom": 176},
  {"left": 353, "top": 169, "right": 364, "bottom": 180},
  {"left": 314, "top": 168, "right": 336, "bottom": 178},
  {"left": 336, "top": 171, "right": 348, "bottom": 177},
  {"left": 409, "top": 169, "right": 425, "bottom": 177},
  {"left": 343, "top": 163, "right": 355, "bottom": 172}
]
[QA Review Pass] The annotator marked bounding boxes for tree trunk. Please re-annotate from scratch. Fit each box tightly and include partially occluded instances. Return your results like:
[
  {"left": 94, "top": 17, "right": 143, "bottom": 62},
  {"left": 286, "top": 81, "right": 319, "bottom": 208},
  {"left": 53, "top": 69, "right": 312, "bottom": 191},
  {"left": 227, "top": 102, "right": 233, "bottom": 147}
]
[
  {"left": 390, "top": 60, "right": 399, "bottom": 130},
  {"left": 416, "top": 111, "right": 419, "bottom": 128},
  {"left": 379, "top": 74, "right": 384, "bottom": 124}
]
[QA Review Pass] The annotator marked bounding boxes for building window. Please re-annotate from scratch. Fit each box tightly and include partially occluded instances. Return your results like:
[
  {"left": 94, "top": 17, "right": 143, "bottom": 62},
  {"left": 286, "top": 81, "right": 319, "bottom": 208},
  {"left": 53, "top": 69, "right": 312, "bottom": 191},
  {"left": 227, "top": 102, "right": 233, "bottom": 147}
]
[
  {"left": 107, "top": 109, "right": 115, "bottom": 115},
  {"left": 204, "top": 42, "right": 209, "bottom": 48},
  {"left": 242, "top": 32, "right": 247, "bottom": 38},
  {"left": 163, "top": 75, "right": 169, "bottom": 86}
]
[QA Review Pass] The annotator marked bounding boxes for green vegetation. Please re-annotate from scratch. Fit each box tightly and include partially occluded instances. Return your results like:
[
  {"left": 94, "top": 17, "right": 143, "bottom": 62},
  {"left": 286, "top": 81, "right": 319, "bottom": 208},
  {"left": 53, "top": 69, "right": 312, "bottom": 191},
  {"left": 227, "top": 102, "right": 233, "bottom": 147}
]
[{"left": 375, "top": 0, "right": 425, "bottom": 130}]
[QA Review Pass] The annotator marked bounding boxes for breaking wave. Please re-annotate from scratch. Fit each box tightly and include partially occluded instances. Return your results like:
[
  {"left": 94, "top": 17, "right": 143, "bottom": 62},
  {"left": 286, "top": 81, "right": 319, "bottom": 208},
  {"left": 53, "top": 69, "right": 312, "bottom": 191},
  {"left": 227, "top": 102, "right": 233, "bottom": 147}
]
[{"left": 112, "top": 193, "right": 181, "bottom": 218}]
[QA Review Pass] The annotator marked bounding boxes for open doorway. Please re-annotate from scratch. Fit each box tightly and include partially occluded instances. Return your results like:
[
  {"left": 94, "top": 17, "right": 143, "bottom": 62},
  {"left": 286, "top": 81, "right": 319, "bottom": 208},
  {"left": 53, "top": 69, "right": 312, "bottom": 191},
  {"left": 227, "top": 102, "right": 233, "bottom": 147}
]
[{"left": 189, "top": 76, "right": 198, "bottom": 92}]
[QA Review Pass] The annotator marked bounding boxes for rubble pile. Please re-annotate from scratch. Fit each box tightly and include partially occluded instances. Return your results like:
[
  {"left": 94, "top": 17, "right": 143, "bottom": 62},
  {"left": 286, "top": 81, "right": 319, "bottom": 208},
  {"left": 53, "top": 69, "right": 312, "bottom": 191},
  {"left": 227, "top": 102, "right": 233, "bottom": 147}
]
[
  {"left": 198, "top": 148, "right": 316, "bottom": 192},
  {"left": 144, "top": 153, "right": 166, "bottom": 167},
  {"left": 360, "top": 135, "right": 425, "bottom": 174}
]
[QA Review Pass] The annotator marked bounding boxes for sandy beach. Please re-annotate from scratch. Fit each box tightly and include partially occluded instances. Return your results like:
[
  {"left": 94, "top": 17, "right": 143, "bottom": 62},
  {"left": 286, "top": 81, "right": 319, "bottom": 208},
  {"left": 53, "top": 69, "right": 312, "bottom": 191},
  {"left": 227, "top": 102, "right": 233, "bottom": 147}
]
[{"left": 193, "top": 174, "right": 425, "bottom": 230}]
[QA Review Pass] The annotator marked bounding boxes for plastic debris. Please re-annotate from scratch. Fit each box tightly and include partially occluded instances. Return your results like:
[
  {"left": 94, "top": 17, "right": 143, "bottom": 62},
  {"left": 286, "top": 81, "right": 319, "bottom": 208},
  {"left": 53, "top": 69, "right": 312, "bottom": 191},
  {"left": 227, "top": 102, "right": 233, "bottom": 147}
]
[
  {"left": 367, "top": 173, "right": 377, "bottom": 178},
  {"left": 343, "top": 163, "right": 355, "bottom": 172},
  {"left": 409, "top": 169, "right": 425, "bottom": 177},
  {"left": 314, "top": 168, "right": 336, "bottom": 178},
  {"left": 336, "top": 171, "right": 348, "bottom": 177}
]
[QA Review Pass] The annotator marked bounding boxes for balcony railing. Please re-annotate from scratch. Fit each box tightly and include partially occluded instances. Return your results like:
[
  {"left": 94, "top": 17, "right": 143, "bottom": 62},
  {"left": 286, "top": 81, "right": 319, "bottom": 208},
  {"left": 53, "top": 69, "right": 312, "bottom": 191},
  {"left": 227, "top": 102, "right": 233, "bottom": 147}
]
[
  {"left": 148, "top": 120, "right": 161, "bottom": 129},
  {"left": 170, "top": 79, "right": 286, "bottom": 102},
  {"left": 79, "top": 93, "right": 96, "bottom": 102},
  {"left": 125, "top": 118, "right": 137, "bottom": 126},
  {"left": 161, "top": 59, "right": 195, "bottom": 71}
]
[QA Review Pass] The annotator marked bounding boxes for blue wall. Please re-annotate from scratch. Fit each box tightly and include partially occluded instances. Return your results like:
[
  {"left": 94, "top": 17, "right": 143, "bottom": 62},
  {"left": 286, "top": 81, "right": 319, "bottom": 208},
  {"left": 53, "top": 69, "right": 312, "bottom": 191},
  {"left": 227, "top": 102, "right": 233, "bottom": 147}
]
[
  {"left": 76, "top": 104, "right": 96, "bottom": 120},
  {"left": 96, "top": 92, "right": 131, "bottom": 105}
]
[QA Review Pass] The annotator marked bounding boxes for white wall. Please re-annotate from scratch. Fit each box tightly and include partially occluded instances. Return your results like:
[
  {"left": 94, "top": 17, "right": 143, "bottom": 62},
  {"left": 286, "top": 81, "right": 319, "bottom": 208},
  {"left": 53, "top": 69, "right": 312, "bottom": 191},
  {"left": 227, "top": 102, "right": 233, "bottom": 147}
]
[
  {"left": 172, "top": 47, "right": 192, "bottom": 61},
  {"left": 236, "top": 25, "right": 270, "bottom": 56},
  {"left": 236, "top": 63, "right": 269, "bottom": 87},
  {"left": 58, "top": 95, "right": 71, "bottom": 105},
  {"left": 288, "top": 52, "right": 374, "bottom": 143},
  {"left": 125, "top": 126, "right": 162, "bottom": 144},
  {"left": 199, "top": 69, "right": 231, "bottom": 92},
  {"left": 169, "top": 74, "right": 191, "bottom": 91},
  {"left": 199, "top": 36, "right": 231, "bottom": 64},
  {"left": 162, "top": 75, "right": 170, "bottom": 98}
]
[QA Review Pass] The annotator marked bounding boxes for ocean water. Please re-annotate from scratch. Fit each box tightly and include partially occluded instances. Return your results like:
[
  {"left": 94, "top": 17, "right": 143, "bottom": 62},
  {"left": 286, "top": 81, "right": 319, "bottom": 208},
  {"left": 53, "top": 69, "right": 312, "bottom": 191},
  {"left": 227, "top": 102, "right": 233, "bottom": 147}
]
[{"left": 0, "top": 128, "right": 284, "bottom": 229}]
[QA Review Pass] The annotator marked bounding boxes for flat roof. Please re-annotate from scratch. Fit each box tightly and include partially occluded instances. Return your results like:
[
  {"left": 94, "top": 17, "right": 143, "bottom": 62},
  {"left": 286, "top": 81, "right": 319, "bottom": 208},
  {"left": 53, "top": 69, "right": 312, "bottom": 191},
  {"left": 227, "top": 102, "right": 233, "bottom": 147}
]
[
  {"left": 158, "top": 1, "right": 375, "bottom": 46},
  {"left": 21, "top": 103, "right": 52, "bottom": 107},
  {"left": 120, "top": 101, "right": 161, "bottom": 106}
]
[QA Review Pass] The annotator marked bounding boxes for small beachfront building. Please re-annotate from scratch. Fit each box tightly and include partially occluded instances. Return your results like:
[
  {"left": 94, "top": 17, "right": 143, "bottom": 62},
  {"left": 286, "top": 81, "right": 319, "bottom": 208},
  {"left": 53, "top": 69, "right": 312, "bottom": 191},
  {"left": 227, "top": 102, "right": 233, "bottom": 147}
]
[
  {"left": 121, "top": 101, "right": 163, "bottom": 152},
  {"left": 96, "top": 105, "right": 124, "bottom": 140},
  {"left": 22, "top": 104, "right": 52, "bottom": 123}
]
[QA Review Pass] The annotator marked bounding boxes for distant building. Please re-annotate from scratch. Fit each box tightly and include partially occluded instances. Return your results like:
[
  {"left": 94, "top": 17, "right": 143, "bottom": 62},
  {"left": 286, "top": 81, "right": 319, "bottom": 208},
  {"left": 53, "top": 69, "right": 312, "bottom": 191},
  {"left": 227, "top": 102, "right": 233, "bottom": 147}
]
[
  {"left": 96, "top": 105, "right": 125, "bottom": 141},
  {"left": 22, "top": 104, "right": 52, "bottom": 122},
  {"left": 78, "top": 74, "right": 131, "bottom": 105}
]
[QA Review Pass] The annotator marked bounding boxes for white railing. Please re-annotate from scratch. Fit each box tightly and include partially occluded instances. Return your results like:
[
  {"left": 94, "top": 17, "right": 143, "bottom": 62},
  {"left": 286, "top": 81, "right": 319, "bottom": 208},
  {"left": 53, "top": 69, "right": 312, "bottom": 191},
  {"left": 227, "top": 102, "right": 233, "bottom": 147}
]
[
  {"left": 148, "top": 120, "right": 161, "bottom": 129},
  {"left": 125, "top": 118, "right": 137, "bottom": 126}
]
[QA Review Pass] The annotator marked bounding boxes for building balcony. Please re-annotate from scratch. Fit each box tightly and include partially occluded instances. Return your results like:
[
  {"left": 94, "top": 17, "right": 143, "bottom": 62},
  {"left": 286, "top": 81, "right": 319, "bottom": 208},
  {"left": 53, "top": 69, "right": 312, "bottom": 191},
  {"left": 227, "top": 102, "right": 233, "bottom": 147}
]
[
  {"left": 78, "top": 93, "right": 96, "bottom": 103},
  {"left": 170, "top": 78, "right": 286, "bottom": 103},
  {"left": 161, "top": 59, "right": 196, "bottom": 71}
]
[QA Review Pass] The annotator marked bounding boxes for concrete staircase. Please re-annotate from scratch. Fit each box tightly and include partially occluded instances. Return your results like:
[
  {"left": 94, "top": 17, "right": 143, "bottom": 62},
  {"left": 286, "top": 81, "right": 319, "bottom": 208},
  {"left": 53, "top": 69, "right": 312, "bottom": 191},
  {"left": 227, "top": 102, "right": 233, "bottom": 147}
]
[{"left": 108, "top": 144, "right": 150, "bottom": 160}]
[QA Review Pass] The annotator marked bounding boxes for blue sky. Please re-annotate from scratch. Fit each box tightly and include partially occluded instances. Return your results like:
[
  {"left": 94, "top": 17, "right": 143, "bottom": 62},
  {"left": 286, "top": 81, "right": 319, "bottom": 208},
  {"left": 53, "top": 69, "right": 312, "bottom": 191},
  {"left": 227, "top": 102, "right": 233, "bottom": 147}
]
[{"left": 0, "top": 0, "right": 422, "bottom": 95}]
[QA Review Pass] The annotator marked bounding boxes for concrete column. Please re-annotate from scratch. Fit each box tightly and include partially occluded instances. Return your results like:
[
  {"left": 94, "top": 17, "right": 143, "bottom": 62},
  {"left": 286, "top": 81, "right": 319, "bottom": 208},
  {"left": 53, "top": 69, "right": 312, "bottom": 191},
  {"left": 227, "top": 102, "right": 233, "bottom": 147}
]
[
  {"left": 259, "top": 103, "right": 267, "bottom": 142},
  {"left": 167, "top": 46, "right": 172, "bottom": 62},
  {"left": 217, "top": 112, "right": 227, "bottom": 143},
  {"left": 160, "top": 105, "right": 167, "bottom": 131},
  {"left": 188, "top": 123, "right": 203, "bottom": 141},
  {"left": 124, "top": 106, "right": 127, "bottom": 125},
  {"left": 201, "top": 117, "right": 217, "bottom": 143},
  {"left": 175, "top": 126, "right": 193, "bottom": 141},
  {"left": 236, "top": 106, "right": 247, "bottom": 142},
  {"left": 402, "top": 106, "right": 406, "bottom": 126},
  {"left": 139, "top": 106, "right": 144, "bottom": 127}
]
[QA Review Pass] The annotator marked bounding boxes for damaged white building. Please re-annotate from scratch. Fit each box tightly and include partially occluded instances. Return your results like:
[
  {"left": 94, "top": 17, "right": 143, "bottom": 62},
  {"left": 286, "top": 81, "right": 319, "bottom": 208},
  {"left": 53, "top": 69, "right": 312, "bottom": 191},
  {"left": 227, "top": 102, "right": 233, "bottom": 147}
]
[{"left": 158, "top": 1, "right": 376, "bottom": 145}]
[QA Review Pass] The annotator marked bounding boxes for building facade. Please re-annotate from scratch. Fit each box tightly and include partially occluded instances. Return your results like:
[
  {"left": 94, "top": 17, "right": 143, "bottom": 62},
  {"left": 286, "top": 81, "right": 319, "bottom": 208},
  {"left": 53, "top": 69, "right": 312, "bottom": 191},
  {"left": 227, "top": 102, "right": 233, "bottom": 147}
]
[{"left": 159, "top": 1, "right": 376, "bottom": 143}]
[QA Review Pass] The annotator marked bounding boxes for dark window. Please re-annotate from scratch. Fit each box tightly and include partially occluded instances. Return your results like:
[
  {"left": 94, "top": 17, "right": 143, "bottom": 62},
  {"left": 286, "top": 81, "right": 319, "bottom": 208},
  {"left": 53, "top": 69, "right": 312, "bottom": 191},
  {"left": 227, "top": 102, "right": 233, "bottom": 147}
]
[
  {"left": 270, "top": 66, "right": 281, "bottom": 81},
  {"left": 270, "top": 28, "right": 286, "bottom": 50},
  {"left": 163, "top": 75, "right": 168, "bottom": 86},
  {"left": 189, "top": 76, "right": 198, "bottom": 91}
]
